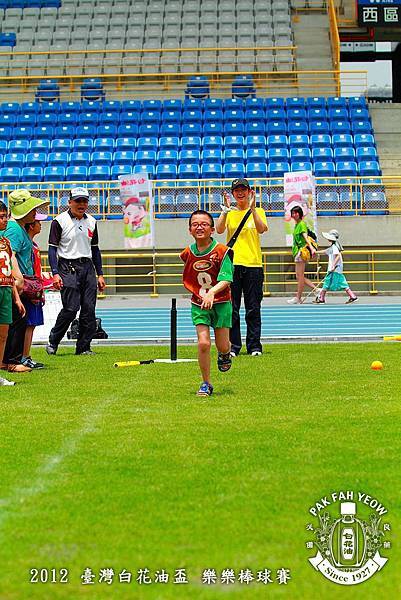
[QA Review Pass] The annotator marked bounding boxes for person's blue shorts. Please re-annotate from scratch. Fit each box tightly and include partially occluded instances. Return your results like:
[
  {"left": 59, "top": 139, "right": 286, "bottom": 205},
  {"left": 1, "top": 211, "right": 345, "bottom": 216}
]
[{"left": 23, "top": 299, "right": 44, "bottom": 327}]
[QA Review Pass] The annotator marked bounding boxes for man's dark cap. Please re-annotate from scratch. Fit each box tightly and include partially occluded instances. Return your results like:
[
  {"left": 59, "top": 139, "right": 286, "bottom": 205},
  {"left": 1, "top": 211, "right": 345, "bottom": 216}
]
[{"left": 231, "top": 178, "right": 250, "bottom": 191}]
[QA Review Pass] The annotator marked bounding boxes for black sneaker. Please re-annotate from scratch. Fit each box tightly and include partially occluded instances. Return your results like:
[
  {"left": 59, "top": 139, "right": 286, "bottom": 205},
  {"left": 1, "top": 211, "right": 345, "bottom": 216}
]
[
  {"left": 76, "top": 350, "right": 96, "bottom": 356},
  {"left": 217, "top": 351, "right": 232, "bottom": 372},
  {"left": 45, "top": 344, "right": 57, "bottom": 356},
  {"left": 22, "top": 356, "right": 45, "bottom": 369}
]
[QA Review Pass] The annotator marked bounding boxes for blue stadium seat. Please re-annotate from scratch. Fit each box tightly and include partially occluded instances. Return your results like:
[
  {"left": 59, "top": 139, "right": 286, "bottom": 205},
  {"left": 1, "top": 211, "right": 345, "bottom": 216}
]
[
  {"left": 157, "top": 150, "right": 178, "bottom": 165},
  {"left": 40, "top": 102, "right": 60, "bottom": 115},
  {"left": 48, "top": 151, "right": 68, "bottom": 166},
  {"left": 310, "top": 134, "right": 331, "bottom": 148},
  {"left": 37, "top": 113, "right": 58, "bottom": 128},
  {"left": 245, "top": 121, "right": 265, "bottom": 136},
  {"left": 333, "top": 147, "right": 356, "bottom": 162},
  {"left": 120, "top": 110, "right": 140, "bottom": 125},
  {"left": 331, "top": 120, "right": 351, "bottom": 135},
  {"left": 159, "top": 136, "right": 179, "bottom": 151},
  {"left": 182, "top": 122, "right": 202, "bottom": 136},
  {"left": 21, "top": 166, "right": 43, "bottom": 182},
  {"left": 309, "top": 121, "right": 330, "bottom": 135},
  {"left": 288, "top": 134, "right": 309, "bottom": 149},
  {"left": 363, "top": 191, "right": 387, "bottom": 215},
  {"left": 0, "top": 114, "right": 15, "bottom": 128},
  {"left": 30, "top": 139, "right": 50, "bottom": 153},
  {"left": 290, "top": 147, "right": 311, "bottom": 161},
  {"left": 103, "top": 100, "right": 122, "bottom": 114},
  {"left": 336, "top": 161, "right": 358, "bottom": 177},
  {"left": 88, "top": 165, "right": 111, "bottom": 181},
  {"left": 312, "top": 147, "right": 333, "bottom": 161},
  {"left": 14, "top": 126, "right": 34, "bottom": 141},
  {"left": 92, "top": 151, "right": 113, "bottom": 166},
  {"left": 356, "top": 146, "right": 377, "bottom": 162},
  {"left": 245, "top": 97, "right": 264, "bottom": 110},
  {"left": 267, "top": 134, "right": 287, "bottom": 149},
  {"left": 160, "top": 123, "right": 181, "bottom": 137},
  {"left": 201, "top": 163, "right": 223, "bottom": 178},
  {"left": 4, "top": 153, "right": 23, "bottom": 168},
  {"left": 25, "top": 152, "right": 47, "bottom": 167},
  {"left": 76, "top": 125, "right": 96, "bottom": 138},
  {"left": 72, "top": 136, "right": 94, "bottom": 152},
  {"left": 181, "top": 136, "right": 202, "bottom": 151},
  {"left": 328, "top": 108, "right": 348, "bottom": 121},
  {"left": 314, "top": 161, "right": 335, "bottom": 177},
  {"left": 203, "top": 122, "right": 223, "bottom": 136},
  {"left": 50, "top": 137, "right": 73, "bottom": 152},
  {"left": 204, "top": 109, "right": 224, "bottom": 123},
  {"left": 99, "top": 112, "right": 119, "bottom": 126},
  {"left": 201, "top": 148, "right": 223, "bottom": 164},
  {"left": 231, "top": 76, "right": 255, "bottom": 99},
  {"left": 286, "top": 97, "right": 305, "bottom": 109},
  {"left": 133, "top": 163, "right": 155, "bottom": 177},
  {"left": 270, "top": 191, "right": 285, "bottom": 216},
  {"left": 224, "top": 135, "right": 245, "bottom": 150},
  {"left": 306, "top": 97, "right": 326, "bottom": 109},
  {"left": 155, "top": 164, "right": 177, "bottom": 179},
  {"left": 122, "top": 100, "right": 141, "bottom": 112},
  {"left": 0, "top": 102, "right": 20, "bottom": 115},
  {"left": 268, "top": 147, "right": 289, "bottom": 162},
  {"left": 178, "top": 163, "right": 200, "bottom": 179},
  {"left": 348, "top": 96, "right": 367, "bottom": 109},
  {"left": 176, "top": 193, "right": 199, "bottom": 216},
  {"left": 163, "top": 99, "right": 183, "bottom": 110},
  {"left": 327, "top": 97, "right": 347, "bottom": 110},
  {"left": 16, "top": 113, "right": 36, "bottom": 128},
  {"left": 265, "top": 98, "right": 285, "bottom": 110},
  {"left": 161, "top": 110, "right": 181, "bottom": 124},
  {"left": 44, "top": 166, "right": 66, "bottom": 181},
  {"left": 332, "top": 133, "right": 353, "bottom": 148},
  {"left": 266, "top": 108, "right": 286, "bottom": 122},
  {"left": 292, "top": 161, "right": 312, "bottom": 172},
  {"left": 8, "top": 140, "right": 29, "bottom": 154},
  {"left": 70, "top": 151, "right": 91, "bottom": 166},
  {"left": 141, "top": 110, "right": 161, "bottom": 125},
  {"left": 268, "top": 162, "right": 290, "bottom": 177},
  {"left": 246, "top": 135, "right": 267, "bottom": 149},
  {"left": 354, "top": 133, "right": 375, "bottom": 148},
  {"left": 111, "top": 165, "right": 132, "bottom": 178},
  {"left": 58, "top": 112, "right": 79, "bottom": 127},
  {"left": 351, "top": 120, "right": 372, "bottom": 135},
  {"left": 317, "top": 190, "right": 339, "bottom": 216},
  {"left": 223, "top": 162, "right": 245, "bottom": 178},
  {"left": 202, "top": 135, "right": 223, "bottom": 150},
  {"left": 0, "top": 126, "right": 11, "bottom": 140},
  {"left": 142, "top": 99, "right": 162, "bottom": 111},
  {"left": 246, "top": 162, "right": 268, "bottom": 178},
  {"left": 266, "top": 121, "right": 287, "bottom": 135},
  {"left": 115, "top": 137, "right": 136, "bottom": 152},
  {"left": 155, "top": 190, "right": 176, "bottom": 219},
  {"left": 179, "top": 149, "right": 201, "bottom": 164},
  {"left": 66, "top": 165, "right": 88, "bottom": 180},
  {"left": 20, "top": 101, "right": 40, "bottom": 115},
  {"left": 204, "top": 98, "right": 223, "bottom": 111},
  {"left": 183, "top": 98, "right": 203, "bottom": 110},
  {"left": 359, "top": 161, "right": 381, "bottom": 176},
  {"left": 350, "top": 108, "right": 370, "bottom": 121},
  {"left": 1, "top": 167, "right": 20, "bottom": 182},
  {"left": 118, "top": 124, "right": 139, "bottom": 137},
  {"left": 113, "top": 151, "right": 135, "bottom": 166},
  {"left": 339, "top": 189, "right": 360, "bottom": 216},
  {"left": 224, "top": 148, "right": 245, "bottom": 162},
  {"left": 246, "top": 148, "right": 267, "bottom": 161},
  {"left": 94, "top": 138, "right": 115, "bottom": 152},
  {"left": 54, "top": 125, "right": 74, "bottom": 139},
  {"left": 287, "top": 108, "right": 307, "bottom": 122},
  {"left": 79, "top": 112, "right": 99, "bottom": 126},
  {"left": 135, "top": 137, "right": 157, "bottom": 152},
  {"left": 225, "top": 108, "right": 246, "bottom": 123},
  {"left": 136, "top": 150, "right": 157, "bottom": 165},
  {"left": 308, "top": 108, "right": 328, "bottom": 122},
  {"left": 61, "top": 101, "right": 80, "bottom": 115}
]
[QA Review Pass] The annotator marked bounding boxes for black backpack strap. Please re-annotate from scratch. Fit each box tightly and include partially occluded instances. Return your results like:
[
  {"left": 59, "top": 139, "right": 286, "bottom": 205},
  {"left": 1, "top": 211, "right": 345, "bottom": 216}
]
[{"left": 226, "top": 209, "right": 252, "bottom": 248}]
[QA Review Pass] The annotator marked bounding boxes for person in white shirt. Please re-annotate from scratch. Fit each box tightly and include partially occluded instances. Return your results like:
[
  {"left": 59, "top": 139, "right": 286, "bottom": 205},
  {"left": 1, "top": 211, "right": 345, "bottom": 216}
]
[
  {"left": 46, "top": 187, "right": 106, "bottom": 355},
  {"left": 314, "top": 229, "right": 358, "bottom": 304}
]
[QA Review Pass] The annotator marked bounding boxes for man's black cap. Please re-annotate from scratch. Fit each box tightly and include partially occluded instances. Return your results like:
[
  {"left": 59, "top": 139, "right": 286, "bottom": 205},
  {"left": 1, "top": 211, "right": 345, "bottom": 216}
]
[{"left": 231, "top": 178, "right": 250, "bottom": 191}]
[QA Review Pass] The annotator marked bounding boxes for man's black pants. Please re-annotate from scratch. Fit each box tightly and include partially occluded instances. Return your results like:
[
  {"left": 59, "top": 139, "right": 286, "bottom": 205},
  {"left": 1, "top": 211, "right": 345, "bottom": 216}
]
[
  {"left": 3, "top": 301, "right": 27, "bottom": 365},
  {"left": 230, "top": 265, "right": 264, "bottom": 355},
  {"left": 49, "top": 258, "right": 97, "bottom": 354}
]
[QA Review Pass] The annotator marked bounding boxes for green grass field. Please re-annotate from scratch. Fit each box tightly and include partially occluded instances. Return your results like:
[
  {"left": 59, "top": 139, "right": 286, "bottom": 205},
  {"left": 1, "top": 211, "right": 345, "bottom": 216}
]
[{"left": 0, "top": 342, "right": 400, "bottom": 599}]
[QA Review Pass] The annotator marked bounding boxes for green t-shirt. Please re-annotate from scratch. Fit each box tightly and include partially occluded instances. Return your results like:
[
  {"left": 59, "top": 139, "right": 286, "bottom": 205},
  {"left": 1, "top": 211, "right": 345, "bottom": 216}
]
[
  {"left": 190, "top": 239, "right": 234, "bottom": 282},
  {"left": 4, "top": 220, "right": 33, "bottom": 275},
  {"left": 292, "top": 221, "right": 308, "bottom": 258}
]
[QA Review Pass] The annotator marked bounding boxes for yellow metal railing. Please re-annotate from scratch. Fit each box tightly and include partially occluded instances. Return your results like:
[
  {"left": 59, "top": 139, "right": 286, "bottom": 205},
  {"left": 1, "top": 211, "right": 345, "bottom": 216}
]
[
  {"left": 40, "top": 248, "right": 401, "bottom": 297},
  {"left": 327, "top": 0, "right": 341, "bottom": 93}
]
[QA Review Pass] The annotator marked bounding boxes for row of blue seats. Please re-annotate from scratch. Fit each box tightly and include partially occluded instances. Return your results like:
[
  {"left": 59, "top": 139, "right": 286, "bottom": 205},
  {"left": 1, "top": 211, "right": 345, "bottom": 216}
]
[
  {"left": 0, "top": 133, "right": 376, "bottom": 152},
  {"left": 0, "top": 160, "right": 382, "bottom": 182},
  {"left": 0, "top": 0, "right": 60, "bottom": 7},
  {"left": 0, "top": 109, "right": 372, "bottom": 126},
  {"left": 0, "top": 147, "right": 378, "bottom": 167},
  {"left": 0, "top": 97, "right": 368, "bottom": 114},
  {"left": 0, "top": 121, "right": 374, "bottom": 140}
]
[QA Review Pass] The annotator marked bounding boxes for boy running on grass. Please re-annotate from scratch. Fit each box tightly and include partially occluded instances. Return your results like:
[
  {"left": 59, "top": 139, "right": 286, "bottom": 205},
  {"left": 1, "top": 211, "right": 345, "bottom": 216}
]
[
  {"left": 0, "top": 202, "right": 25, "bottom": 386},
  {"left": 180, "top": 210, "right": 233, "bottom": 397}
]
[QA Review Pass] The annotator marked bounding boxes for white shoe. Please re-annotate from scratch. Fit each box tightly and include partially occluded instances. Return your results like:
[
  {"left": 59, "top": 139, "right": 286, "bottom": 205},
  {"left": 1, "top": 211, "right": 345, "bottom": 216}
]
[
  {"left": 229, "top": 351, "right": 238, "bottom": 358},
  {"left": 0, "top": 377, "right": 15, "bottom": 386},
  {"left": 287, "top": 297, "right": 302, "bottom": 304},
  {"left": 250, "top": 351, "right": 262, "bottom": 357}
]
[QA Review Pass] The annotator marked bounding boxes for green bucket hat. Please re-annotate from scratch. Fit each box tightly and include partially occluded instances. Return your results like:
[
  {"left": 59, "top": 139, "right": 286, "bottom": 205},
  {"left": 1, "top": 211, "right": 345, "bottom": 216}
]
[{"left": 8, "top": 189, "right": 50, "bottom": 220}]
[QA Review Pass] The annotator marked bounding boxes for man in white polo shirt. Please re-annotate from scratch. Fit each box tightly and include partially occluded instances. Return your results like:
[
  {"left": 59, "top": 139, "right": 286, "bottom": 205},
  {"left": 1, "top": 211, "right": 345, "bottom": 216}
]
[{"left": 46, "top": 187, "right": 106, "bottom": 356}]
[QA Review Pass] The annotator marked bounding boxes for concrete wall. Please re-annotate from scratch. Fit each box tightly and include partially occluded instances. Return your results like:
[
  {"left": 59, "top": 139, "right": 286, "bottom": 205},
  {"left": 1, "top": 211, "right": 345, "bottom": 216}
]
[{"left": 36, "top": 215, "right": 401, "bottom": 251}]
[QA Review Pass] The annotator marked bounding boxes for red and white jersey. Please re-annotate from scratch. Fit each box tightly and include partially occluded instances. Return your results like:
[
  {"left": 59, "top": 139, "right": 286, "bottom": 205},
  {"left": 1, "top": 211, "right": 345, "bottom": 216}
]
[
  {"left": 0, "top": 236, "right": 14, "bottom": 287},
  {"left": 180, "top": 242, "right": 232, "bottom": 306}
]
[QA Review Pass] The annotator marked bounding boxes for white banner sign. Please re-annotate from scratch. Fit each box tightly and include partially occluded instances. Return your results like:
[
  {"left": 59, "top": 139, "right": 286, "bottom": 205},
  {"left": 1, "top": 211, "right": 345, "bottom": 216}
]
[
  {"left": 283, "top": 171, "right": 317, "bottom": 246},
  {"left": 119, "top": 173, "right": 154, "bottom": 249}
]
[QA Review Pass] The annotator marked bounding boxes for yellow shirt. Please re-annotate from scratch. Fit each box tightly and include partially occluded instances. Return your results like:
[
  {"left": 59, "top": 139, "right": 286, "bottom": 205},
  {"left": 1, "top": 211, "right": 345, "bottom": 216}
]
[{"left": 226, "top": 207, "right": 267, "bottom": 267}]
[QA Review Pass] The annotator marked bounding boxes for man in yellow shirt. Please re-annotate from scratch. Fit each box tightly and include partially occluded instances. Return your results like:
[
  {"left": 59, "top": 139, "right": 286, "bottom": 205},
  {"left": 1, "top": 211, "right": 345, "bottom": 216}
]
[{"left": 216, "top": 178, "right": 268, "bottom": 356}]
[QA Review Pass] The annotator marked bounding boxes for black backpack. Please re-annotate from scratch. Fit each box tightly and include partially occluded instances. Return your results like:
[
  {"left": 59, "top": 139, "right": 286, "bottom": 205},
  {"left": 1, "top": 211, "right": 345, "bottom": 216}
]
[{"left": 67, "top": 317, "right": 108, "bottom": 340}]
